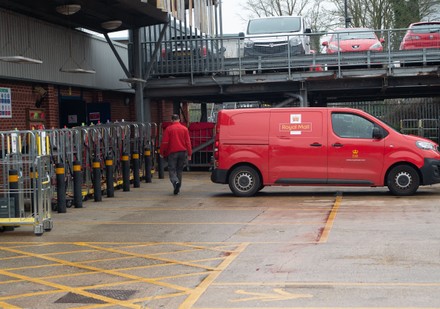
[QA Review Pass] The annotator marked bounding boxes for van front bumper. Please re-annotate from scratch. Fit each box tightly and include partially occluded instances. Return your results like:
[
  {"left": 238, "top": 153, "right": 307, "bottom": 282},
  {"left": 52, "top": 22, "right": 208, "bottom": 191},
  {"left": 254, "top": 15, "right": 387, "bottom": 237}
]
[
  {"left": 420, "top": 158, "right": 440, "bottom": 185},
  {"left": 211, "top": 169, "right": 228, "bottom": 184}
]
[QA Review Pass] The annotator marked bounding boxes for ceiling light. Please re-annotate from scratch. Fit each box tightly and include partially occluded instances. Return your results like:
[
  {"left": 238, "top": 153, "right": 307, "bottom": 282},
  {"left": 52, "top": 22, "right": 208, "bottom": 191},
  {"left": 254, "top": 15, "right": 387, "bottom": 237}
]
[
  {"left": 56, "top": 4, "right": 81, "bottom": 15},
  {"left": 60, "top": 68, "right": 96, "bottom": 74},
  {"left": 119, "top": 77, "right": 147, "bottom": 83},
  {"left": 101, "top": 20, "right": 123, "bottom": 30},
  {"left": 0, "top": 56, "right": 42, "bottom": 64}
]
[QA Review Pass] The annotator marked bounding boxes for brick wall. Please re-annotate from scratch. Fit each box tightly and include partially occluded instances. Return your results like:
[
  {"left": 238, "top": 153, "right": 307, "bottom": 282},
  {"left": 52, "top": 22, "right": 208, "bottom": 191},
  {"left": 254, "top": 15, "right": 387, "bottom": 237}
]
[{"left": 0, "top": 79, "right": 189, "bottom": 132}]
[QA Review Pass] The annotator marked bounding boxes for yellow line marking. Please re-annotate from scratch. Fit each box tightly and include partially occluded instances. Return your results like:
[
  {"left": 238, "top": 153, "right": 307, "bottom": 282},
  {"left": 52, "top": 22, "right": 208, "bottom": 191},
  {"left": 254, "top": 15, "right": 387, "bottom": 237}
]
[
  {"left": 0, "top": 245, "right": 191, "bottom": 306},
  {"left": 319, "top": 194, "right": 342, "bottom": 243},
  {"left": 78, "top": 242, "right": 218, "bottom": 271},
  {"left": 231, "top": 288, "right": 313, "bottom": 302},
  {"left": 179, "top": 242, "right": 249, "bottom": 309},
  {"left": 0, "top": 301, "right": 21, "bottom": 309},
  {"left": 0, "top": 269, "right": 141, "bottom": 308}
]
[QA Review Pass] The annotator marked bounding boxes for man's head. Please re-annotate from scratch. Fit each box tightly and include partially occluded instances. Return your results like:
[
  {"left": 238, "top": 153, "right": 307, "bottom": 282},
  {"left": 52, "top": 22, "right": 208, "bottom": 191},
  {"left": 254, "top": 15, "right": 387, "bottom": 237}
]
[{"left": 171, "top": 114, "right": 180, "bottom": 122}]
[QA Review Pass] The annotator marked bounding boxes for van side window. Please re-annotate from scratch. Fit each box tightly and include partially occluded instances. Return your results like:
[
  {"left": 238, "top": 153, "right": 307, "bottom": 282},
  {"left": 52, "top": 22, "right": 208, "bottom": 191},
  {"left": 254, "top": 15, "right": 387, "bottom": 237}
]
[{"left": 332, "top": 113, "right": 376, "bottom": 138}]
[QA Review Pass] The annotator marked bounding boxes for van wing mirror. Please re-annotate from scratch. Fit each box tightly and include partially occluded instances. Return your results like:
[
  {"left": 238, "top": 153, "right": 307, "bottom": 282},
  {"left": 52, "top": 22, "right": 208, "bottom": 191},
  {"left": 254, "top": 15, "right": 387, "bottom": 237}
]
[{"left": 372, "top": 126, "right": 383, "bottom": 139}]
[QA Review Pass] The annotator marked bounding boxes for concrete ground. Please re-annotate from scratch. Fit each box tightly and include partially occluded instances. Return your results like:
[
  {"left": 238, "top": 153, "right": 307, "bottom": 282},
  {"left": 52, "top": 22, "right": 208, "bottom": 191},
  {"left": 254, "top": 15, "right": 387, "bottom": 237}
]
[{"left": 1, "top": 171, "right": 440, "bottom": 309}]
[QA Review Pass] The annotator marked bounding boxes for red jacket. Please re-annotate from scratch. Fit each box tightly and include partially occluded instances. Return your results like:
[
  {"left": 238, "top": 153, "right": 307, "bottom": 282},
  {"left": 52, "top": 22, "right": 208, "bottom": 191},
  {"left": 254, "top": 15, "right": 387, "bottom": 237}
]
[{"left": 160, "top": 122, "right": 192, "bottom": 157}]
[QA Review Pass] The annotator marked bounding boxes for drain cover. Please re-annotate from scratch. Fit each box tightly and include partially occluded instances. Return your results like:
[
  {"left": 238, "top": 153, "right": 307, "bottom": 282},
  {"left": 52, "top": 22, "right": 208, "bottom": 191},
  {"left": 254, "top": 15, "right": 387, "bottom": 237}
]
[
  {"left": 55, "top": 290, "right": 137, "bottom": 303},
  {"left": 55, "top": 292, "right": 105, "bottom": 304},
  {"left": 86, "top": 289, "right": 137, "bottom": 301}
]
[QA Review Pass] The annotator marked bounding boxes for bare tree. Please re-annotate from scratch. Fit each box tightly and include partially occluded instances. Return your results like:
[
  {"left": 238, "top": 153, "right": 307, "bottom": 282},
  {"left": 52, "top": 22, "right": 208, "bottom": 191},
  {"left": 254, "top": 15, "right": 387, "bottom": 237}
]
[
  {"left": 242, "top": 0, "right": 309, "bottom": 17},
  {"left": 327, "top": 0, "right": 440, "bottom": 30}
]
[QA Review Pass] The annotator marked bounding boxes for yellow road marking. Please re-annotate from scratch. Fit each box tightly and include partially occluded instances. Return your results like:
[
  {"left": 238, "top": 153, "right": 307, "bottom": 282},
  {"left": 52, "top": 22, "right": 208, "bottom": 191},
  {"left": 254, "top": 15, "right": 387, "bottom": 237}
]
[
  {"left": 319, "top": 194, "right": 342, "bottom": 243},
  {"left": 232, "top": 288, "right": 313, "bottom": 302},
  {"left": 0, "top": 242, "right": 246, "bottom": 308},
  {"left": 179, "top": 242, "right": 249, "bottom": 309}
]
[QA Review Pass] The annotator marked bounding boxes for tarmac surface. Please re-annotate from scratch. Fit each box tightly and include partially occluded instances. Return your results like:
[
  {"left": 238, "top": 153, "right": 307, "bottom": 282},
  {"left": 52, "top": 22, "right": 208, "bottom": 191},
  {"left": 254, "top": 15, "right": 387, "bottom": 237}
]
[{"left": 1, "top": 171, "right": 440, "bottom": 309}]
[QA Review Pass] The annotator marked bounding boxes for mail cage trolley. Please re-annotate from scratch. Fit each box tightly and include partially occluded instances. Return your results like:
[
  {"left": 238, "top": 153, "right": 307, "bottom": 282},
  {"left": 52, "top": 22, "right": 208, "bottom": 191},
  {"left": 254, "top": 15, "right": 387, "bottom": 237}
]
[{"left": 0, "top": 130, "right": 53, "bottom": 236}]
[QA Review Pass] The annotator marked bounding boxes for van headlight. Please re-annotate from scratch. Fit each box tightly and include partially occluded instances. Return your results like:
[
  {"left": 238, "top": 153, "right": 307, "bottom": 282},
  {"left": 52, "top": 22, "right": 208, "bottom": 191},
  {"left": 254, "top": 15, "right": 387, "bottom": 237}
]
[
  {"left": 289, "top": 36, "right": 302, "bottom": 46},
  {"left": 244, "top": 40, "right": 254, "bottom": 48},
  {"left": 416, "top": 140, "right": 436, "bottom": 150}
]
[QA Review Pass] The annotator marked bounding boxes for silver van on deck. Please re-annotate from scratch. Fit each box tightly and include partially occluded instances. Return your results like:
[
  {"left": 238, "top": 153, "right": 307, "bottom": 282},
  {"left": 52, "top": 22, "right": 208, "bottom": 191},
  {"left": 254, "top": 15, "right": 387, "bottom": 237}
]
[{"left": 242, "top": 16, "right": 312, "bottom": 57}]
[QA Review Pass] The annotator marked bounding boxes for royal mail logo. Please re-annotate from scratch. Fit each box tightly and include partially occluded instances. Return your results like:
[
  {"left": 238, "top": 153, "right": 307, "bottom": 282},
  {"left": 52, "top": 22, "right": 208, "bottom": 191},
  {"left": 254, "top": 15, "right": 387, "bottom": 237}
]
[
  {"left": 290, "top": 114, "right": 301, "bottom": 124},
  {"left": 352, "top": 149, "right": 359, "bottom": 158},
  {"left": 279, "top": 123, "right": 312, "bottom": 132}
]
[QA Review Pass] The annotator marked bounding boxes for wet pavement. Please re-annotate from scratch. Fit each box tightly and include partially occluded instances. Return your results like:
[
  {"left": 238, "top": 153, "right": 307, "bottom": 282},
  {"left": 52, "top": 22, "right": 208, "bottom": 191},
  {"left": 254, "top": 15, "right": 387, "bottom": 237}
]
[{"left": 1, "top": 171, "right": 440, "bottom": 308}]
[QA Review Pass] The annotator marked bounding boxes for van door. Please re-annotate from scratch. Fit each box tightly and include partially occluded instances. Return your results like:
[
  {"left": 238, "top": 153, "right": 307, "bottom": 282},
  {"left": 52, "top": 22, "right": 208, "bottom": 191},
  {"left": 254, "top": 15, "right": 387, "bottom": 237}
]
[
  {"left": 328, "top": 112, "right": 385, "bottom": 185},
  {"left": 268, "top": 109, "right": 327, "bottom": 184}
]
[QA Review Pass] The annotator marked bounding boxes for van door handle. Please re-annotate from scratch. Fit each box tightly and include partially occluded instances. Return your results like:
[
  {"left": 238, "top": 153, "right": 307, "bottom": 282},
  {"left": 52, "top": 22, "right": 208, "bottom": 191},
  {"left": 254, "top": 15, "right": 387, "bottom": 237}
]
[
  {"left": 332, "top": 143, "right": 344, "bottom": 148},
  {"left": 310, "top": 142, "right": 322, "bottom": 147}
]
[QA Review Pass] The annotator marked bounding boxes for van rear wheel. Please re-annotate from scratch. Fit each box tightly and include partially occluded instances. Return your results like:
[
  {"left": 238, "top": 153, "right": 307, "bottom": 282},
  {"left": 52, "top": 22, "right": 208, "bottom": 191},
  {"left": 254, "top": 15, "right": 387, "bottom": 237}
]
[
  {"left": 387, "top": 165, "right": 420, "bottom": 196},
  {"left": 229, "top": 166, "right": 260, "bottom": 197}
]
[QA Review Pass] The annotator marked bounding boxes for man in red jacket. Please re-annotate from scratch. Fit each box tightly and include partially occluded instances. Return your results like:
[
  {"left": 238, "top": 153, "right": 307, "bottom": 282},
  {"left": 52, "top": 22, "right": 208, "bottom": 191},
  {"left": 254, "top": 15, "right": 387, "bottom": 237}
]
[{"left": 160, "top": 114, "right": 192, "bottom": 195}]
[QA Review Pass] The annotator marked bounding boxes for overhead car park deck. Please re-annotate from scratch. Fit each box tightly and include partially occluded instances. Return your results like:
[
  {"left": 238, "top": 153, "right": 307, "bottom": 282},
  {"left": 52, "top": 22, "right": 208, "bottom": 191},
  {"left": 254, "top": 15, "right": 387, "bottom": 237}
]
[{"left": 1, "top": 172, "right": 440, "bottom": 308}]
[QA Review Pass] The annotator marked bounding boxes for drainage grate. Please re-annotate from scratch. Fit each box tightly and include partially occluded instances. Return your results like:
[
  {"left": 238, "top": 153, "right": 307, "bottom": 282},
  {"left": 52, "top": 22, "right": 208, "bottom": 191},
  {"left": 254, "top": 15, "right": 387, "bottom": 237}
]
[
  {"left": 55, "top": 290, "right": 137, "bottom": 304},
  {"left": 86, "top": 289, "right": 137, "bottom": 301},
  {"left": 55, "top": 292, "right": 105, "bottom": 304}
]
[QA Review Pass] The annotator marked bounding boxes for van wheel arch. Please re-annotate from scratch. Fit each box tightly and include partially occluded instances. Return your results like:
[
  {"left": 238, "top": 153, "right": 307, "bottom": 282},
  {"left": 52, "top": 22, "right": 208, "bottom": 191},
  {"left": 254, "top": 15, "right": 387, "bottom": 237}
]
[
  {"left": 228, "top": 164, "right": 262, "bottom": 197},
  {"left": 385, "top": 163, "right": 421, "bottom": 196}
]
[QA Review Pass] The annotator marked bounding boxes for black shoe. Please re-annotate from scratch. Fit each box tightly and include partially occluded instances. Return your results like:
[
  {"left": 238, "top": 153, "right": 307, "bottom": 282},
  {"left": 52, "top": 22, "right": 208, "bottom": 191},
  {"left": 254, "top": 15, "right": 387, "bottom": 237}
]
[{"left": 173, "top": 181, "right": 180, "bottom": 195}]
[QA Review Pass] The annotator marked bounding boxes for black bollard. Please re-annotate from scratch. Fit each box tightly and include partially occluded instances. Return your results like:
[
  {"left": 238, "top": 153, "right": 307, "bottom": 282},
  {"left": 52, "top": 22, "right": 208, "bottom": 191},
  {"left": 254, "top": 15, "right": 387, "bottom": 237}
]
[
  {"left": 122, "top": 152, "right": 130, "bottom": 191},
  {"left": 105, "top": 156, "right": 114, "bottom": 197},
  {"left": 73, "top": 161, "right": 83, "bottom": 208},
  {"left": 92, "top": 158, "right": 102, "bottom": 202},
  {"left": 132, "top": 151, "right": 140, "bottom": 188},
  {"left": 8, "top": 169, "right": 19, "bottom": 218},
  {"left": 56, "top": 163, "right": 66, "bottom": 213},
  {"left": 144, "top": 147, "right": 152, "bottom": 183}
]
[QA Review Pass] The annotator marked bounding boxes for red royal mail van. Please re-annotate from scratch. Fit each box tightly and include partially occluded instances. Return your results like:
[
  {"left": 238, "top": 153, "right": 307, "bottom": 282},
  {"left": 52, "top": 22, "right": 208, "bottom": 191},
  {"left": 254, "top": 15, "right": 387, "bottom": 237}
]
[{"left": 211, "top": 107, "right": 440, "bottom": 196}]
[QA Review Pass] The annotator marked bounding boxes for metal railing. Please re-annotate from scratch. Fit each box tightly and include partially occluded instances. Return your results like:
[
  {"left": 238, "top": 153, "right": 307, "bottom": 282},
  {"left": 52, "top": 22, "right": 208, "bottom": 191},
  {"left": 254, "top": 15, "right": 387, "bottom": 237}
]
[{"left": 143, "top": 27, "right": 440, "bottom": 79}]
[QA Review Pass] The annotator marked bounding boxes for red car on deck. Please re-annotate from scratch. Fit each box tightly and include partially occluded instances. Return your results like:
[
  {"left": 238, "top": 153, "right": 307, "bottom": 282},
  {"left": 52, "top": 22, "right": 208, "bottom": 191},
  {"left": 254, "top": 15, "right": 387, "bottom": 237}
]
[
  {"left": 322, "top": 28, "right": 384, "bottom": 54},
  {"left": 400, "top": 21, "right": 440, "bottom": 50}
]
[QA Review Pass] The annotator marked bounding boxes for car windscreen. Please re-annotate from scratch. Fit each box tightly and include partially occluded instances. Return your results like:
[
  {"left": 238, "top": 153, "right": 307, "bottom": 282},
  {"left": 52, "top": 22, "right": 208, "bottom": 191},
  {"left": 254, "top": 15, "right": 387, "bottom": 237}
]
[
  {"left": 334, "top": 31, "right": 377, "bottom": 40},
  {"left": 247, "top": 17, "right": 301, "bottom": 35},
  {"left": 410, "top": 23, "right": 440, "bottom": 33}
]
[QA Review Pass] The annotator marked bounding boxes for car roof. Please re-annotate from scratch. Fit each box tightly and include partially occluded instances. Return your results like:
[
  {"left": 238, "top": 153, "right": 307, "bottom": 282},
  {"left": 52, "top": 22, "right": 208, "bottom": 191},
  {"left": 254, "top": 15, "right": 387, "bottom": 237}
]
[{"left": 332, "top": 27, "right": 374, "bottom": 32}]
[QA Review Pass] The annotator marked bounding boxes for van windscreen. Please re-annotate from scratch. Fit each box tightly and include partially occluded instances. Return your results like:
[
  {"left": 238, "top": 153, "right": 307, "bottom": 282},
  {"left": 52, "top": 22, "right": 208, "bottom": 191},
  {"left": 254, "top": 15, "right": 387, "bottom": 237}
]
[{"left": 247, "top": 17, "right": 301, "bottom": 35}]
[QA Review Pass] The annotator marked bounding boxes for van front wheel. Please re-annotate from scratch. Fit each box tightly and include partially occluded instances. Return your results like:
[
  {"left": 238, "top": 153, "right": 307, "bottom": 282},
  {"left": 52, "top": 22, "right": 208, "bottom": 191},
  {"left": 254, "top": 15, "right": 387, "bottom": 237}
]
[
  {"left": 387, "top": 165, "right": 420, "bottom": 196},
  {"left": 229, "top": 166, "right": 260, "bottom": 197}
]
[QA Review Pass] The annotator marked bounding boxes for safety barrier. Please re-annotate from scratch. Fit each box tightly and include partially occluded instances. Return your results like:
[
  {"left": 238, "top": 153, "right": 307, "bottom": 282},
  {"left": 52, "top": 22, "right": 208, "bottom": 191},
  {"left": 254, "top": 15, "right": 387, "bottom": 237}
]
[{"left": 0, "top": 121, "right": 159, "bottom": 235}]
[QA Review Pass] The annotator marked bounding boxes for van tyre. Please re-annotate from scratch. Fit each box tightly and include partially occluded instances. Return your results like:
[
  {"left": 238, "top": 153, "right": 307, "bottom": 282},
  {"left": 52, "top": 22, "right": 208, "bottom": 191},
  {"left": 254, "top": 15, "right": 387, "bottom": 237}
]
[
  {"left": 387, "top": 165, "right": 420, "bottom": 196},
  {"left": 229, "top": 166, "right": 260, "bottom": 197}
]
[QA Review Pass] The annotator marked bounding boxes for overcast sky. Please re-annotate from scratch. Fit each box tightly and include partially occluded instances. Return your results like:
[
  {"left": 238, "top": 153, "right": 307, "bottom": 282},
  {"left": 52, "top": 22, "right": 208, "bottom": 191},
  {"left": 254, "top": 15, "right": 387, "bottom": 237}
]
[{"left": 221, "top": 0, "right": 248, "bottom": 34}]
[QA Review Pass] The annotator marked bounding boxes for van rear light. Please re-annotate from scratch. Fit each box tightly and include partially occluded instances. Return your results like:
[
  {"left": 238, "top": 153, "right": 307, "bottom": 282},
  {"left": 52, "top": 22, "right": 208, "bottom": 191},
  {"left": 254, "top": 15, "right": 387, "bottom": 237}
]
[
  {"left": 161, "top": 48, "right": 166, "bottom": 59},
  {"left": 201, "top": 46, "right": 207, "bottom": 57},
  {"left": 214, "top": 140, "right": 219, "bottom": 160}
]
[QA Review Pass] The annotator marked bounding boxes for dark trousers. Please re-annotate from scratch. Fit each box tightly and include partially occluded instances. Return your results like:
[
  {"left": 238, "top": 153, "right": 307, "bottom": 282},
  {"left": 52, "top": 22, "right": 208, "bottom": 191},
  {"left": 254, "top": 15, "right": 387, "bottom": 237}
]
[{"left": 167, "top": 151, "right": 186, "bottom": 185}]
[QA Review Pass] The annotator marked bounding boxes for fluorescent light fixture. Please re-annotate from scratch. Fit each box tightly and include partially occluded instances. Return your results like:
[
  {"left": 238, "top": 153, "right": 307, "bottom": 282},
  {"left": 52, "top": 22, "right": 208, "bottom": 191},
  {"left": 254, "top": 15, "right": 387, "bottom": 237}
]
[
  {"left": 60, "top": 68, "right": 96, "bottom": 74},
  {"left": 56, "top": 4, "right": 81, "bottom": 15},
  {"left": 101, "top": 20, "right": 123, "bottom": 30},
  {"left": 119, "top": 77, "right": 147, "bottom": 83},
  {"left": 0, "top": 56, "right": 43, "bottom": 64}
]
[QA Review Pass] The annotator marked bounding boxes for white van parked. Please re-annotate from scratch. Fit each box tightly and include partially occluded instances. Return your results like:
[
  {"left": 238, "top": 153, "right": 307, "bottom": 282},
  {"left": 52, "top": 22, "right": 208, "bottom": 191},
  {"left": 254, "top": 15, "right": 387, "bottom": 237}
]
[{"left": 241, "top": 16, "right": 312, "bottom": 57}]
